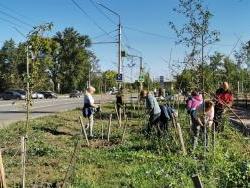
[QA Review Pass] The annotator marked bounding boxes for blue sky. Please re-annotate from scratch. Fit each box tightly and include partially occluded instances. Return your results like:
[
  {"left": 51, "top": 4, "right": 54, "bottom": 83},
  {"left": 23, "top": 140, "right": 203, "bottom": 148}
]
[{"left": 0, "top": 0, "right": 249, "bottom": 81}]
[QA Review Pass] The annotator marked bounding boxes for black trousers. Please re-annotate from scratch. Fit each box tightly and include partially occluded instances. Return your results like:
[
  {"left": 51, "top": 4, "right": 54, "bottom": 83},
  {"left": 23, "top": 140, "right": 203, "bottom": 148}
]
[
  {"left": 147, "top": 113, "right": 161, "bottom": 133},
  {"left": 214, "top": 106, "right": 224, "bottom": 132}
]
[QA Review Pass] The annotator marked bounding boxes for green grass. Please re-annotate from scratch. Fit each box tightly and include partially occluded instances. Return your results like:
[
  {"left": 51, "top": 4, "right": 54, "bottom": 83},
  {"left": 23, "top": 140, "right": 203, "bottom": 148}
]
[{"left": 0, "top": 103, "right": 249, "bottom": 187}]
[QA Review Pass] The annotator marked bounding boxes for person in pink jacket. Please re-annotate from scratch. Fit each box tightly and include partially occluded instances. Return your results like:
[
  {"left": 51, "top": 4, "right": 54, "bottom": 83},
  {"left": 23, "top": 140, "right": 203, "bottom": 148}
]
[{"left": 186, "top": 91, "right": 203, "bottom": 113}]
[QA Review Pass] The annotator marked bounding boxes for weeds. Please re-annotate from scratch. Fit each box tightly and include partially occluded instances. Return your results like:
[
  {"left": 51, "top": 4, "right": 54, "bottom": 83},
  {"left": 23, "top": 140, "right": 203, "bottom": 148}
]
[{"left": 0, "top": 103, "right": 249, "bottom": 187}]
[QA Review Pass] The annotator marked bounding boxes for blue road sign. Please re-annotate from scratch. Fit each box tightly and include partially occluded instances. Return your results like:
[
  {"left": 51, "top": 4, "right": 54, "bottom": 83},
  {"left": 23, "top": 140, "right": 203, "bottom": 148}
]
[{"left": 116, "top": 73, "right": 123, "bottom": 82}]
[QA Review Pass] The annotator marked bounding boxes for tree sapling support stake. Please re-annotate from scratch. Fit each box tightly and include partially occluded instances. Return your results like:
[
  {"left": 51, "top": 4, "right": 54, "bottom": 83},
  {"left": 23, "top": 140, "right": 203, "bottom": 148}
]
[
  {"left": 107, "top": 114, "right": 112, "bottom": 142},
  {"left": 121, "top": 115, "right": 128, "bottom": 142},
  {"left": 101, "top": 123, "right": 104, "bottom": 140},
  {"left": 176, "top": 123, "right": 187, "bottom": 155},
  {"left": 79, "top": 116, "right": 90, "bottom": 147},
  {"left": 21, "top": 136, "right": 26, "bottom": 188},
  {"left": 114, "top": 104, "right": 121, "bottom": 127},
  {"left": 191, "top": 174, "right": 204, "bottom": 188},
  {"left": 0, "top": 150, "right": 6, "bottom": 188}
]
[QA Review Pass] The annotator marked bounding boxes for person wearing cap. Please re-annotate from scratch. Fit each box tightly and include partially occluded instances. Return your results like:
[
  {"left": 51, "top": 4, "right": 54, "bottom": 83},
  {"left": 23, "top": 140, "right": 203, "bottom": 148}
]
[
  {"left": 83, "top": 86, "right": 98, "bottom": 137},
  {"left": 214, "top": 82, "right": 233, "bottom": 132}
]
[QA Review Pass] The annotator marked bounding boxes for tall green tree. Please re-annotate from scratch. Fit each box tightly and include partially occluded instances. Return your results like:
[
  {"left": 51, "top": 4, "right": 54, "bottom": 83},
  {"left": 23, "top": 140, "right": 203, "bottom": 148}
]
[
  {"left": 53, "top": 27, "right": 92, "bottom": 93},
  {"left": 0, "top": 39, "right": 22, "bottom": 91},
  {"left": 102, "top": 70, "right": 117, "bottom": 92}
]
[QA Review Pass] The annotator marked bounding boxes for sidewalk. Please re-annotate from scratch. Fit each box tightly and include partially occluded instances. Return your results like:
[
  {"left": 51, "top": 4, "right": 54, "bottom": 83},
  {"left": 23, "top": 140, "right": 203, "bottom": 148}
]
[{"left": 230, "top": 107, "right": 250, "bottom": 135}]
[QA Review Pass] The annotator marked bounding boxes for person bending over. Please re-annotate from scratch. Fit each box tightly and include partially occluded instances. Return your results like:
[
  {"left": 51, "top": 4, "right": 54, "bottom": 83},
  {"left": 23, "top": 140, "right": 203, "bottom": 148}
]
[
  {"left": 140, "top": 90, "right": 161, "bottom": 133},
  {"left": 192, "top": 100, "right": 214, "bottom": 149}
]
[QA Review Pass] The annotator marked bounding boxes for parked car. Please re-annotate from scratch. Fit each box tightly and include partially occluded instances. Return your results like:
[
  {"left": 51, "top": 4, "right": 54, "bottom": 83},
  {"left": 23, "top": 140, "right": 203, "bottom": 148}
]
[
  {"left": 69, "top": 90, "right": 81, "bottom": 98},
  {"left": 12, "top": 89, "right": 26, "bottom": 96},
  {"left": 39, "top": 91, "right": 57, "bottom": 99},
  {"left": 2, "top": 91, "right": 26, "bottom": 100},
  {"left": 31, "top": 92, "right": 44, "bottom": 99},
  {"left": 108, "top": 87, "right": 118, "bottom": 95}
]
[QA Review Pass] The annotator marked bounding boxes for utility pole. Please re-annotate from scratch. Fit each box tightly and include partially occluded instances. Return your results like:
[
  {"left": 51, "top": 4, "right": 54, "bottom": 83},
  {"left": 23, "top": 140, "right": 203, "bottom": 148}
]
[
  {"left": 98, "top": 3, "right": 122, "bottom": 88},
  {"left": 118, "top": 18, "right": 122, "bottom": 80}
]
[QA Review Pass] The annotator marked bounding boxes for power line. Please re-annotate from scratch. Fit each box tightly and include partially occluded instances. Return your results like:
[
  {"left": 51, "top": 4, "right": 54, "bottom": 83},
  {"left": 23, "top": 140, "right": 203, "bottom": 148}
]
[
  {"left": 124, "top": 26, "right": 176, "bottom": 40},
  {"left": 0, "top": 2, "right": 34, "bottom": 24},
  {"left": 88, "top": 0, "right": 116, "bottom": 25},
  {"left": 92, "top": 29, "right": 117, "bottom": 39},
  {"left": 70, "top": 0, "right": 111, "bottom": 37},
  {"left": 0, "top": 9, "right": 33, "bottom": 28},
  {"left": 0, "top": 16, "right": 27, "bottom": 29}
]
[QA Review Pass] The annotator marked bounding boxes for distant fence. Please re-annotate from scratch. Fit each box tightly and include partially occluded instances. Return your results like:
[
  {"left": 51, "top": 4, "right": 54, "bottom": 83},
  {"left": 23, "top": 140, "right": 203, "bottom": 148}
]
[{"left": 234, "top": 93, "right": 250, "bottom": 109}]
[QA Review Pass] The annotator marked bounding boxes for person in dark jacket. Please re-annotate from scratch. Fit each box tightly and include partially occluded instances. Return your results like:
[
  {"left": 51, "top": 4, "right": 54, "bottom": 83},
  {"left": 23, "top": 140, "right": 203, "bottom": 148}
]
[{"left": 214, "top": 82, "right": 233, "bottom": 132}]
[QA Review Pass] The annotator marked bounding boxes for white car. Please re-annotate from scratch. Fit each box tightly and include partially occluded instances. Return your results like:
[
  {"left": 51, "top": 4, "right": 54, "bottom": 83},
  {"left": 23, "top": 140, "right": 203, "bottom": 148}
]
[{"left": 31, "top": 92, "right": 44, "bottom": 99}]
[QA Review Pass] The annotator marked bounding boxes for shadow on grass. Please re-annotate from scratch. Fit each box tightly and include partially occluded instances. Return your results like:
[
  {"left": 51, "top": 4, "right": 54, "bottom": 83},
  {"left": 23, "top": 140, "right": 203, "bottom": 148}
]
[{"left": 38, "top": 127, "right": 74, "bottom": 136}]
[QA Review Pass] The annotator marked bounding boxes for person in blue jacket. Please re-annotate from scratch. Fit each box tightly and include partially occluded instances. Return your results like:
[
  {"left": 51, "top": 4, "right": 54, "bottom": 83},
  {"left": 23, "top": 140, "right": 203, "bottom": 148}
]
[{"left": 140, "top": 90, "right": 161, "bottom": 133}]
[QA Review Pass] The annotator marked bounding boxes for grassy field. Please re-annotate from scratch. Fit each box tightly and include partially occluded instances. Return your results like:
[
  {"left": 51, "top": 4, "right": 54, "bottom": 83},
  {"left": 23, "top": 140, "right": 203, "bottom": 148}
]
[{"left": 0, "top": 103, "right": 249, "bottom": 187}]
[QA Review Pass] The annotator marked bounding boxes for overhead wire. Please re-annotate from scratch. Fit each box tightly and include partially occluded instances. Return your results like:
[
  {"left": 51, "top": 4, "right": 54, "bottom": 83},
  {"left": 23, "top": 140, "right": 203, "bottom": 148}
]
[
  {"left": 124, "top": 26, "right": 176, "bottom": 40},
  {"left": 88, "top": 0, "right": 116, "bottom": 25},
  {"left": 0, "top": 9, "right": 33, "bottom": 28},
  {"left": 0, "top": 16, "right": 27, "bottom": 30},
  {"left": 92, "top": 29, "right": 117, "bottom": 40},
  {"left": 0, "top": 2, "right": 34, "bottom": 24},
  {"left": 70, "top": 0, "right": 112, "bottom": 38}
]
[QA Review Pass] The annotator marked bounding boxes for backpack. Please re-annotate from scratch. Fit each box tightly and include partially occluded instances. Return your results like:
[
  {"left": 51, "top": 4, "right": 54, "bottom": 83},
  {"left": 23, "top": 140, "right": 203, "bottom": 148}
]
[{"left": 160, "top": 105, "right": 174, "bottom": 122}]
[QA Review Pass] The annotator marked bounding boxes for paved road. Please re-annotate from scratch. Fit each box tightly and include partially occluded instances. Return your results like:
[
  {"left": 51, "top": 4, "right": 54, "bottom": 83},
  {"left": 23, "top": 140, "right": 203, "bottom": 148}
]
[
  {"left": 0, "top": 94, "right": 114, "bottom": 128},
  {"left": 230, "top": 107, "right": 250, "bottom": 135}
]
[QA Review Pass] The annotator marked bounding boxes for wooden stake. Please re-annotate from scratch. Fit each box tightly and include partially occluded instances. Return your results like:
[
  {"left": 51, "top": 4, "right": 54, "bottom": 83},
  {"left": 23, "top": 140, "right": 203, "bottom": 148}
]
[
  {"left": 114, "top": 104, "right": 121, "bottom": 127},
  {"left": 107, "top": 114, "right": 112, "bottom": 142},
  {"left": 119, "top": 108, "right": 122, "bottom": 127},
  {"left": 0, "top": 150, "right": 6, "bottom": 188},
  {"left": 62, "top": 139, "right": 79, "bottom": 188},
  {"left": 121, "top": 115, "right": 128, "bottom": 143},
  {"left": 79, "top": 117, "right": 90, "bottom": 147},
  {"left": 212, "top": 122, "right": 216, "bottom": 154},
  {"left": 191, "top": 174, "right": 204, "bottom": 188},
  {"left": 101, "top": 123, "right": 104, "bottom": 140},
  {"left": 176, "top": 123, "right": 187, "bottom": 155},
  {"left": 21, "top": 136, "right": 26, "bottom": 188}
]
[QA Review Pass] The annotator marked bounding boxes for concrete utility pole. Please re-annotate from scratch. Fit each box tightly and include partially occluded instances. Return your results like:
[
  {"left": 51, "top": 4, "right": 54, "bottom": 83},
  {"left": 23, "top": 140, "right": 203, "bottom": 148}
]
[
  {"left": 118, "top": 18, "right": 122, "bottom": 77},
  {"left": 98, "top": 3, "right": 122, "bottom": 87}
]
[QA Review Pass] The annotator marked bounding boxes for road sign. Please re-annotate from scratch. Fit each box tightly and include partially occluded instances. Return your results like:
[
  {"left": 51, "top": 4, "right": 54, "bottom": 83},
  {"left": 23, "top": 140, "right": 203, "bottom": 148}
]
[
  {"left": 116, "top": 73, "right": 123, "bottom": 82},
  {"left": 139, "top": 75, "right": 144, "bottom": 82}
]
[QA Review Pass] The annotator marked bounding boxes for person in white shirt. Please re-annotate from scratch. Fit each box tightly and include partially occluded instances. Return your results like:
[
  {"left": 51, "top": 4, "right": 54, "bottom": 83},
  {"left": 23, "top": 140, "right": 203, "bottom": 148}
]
[{"left": 83, "top": 86, "right": 98, "bottom": 137}]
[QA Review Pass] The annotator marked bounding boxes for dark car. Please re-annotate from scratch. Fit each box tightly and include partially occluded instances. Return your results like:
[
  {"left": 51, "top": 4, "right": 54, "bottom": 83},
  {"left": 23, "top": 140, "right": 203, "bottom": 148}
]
[
  {"left": 13, "top": 89, "right": 26, "bottom": 95},
  {"left": 69, "top": 90, "right": 81, "bottom": 98},
  {"left": 39, "top": 91, "right": 58, "bottom": 99},
  {"left": 2, "top": 91, "right": 26, "bottom": 100}
]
